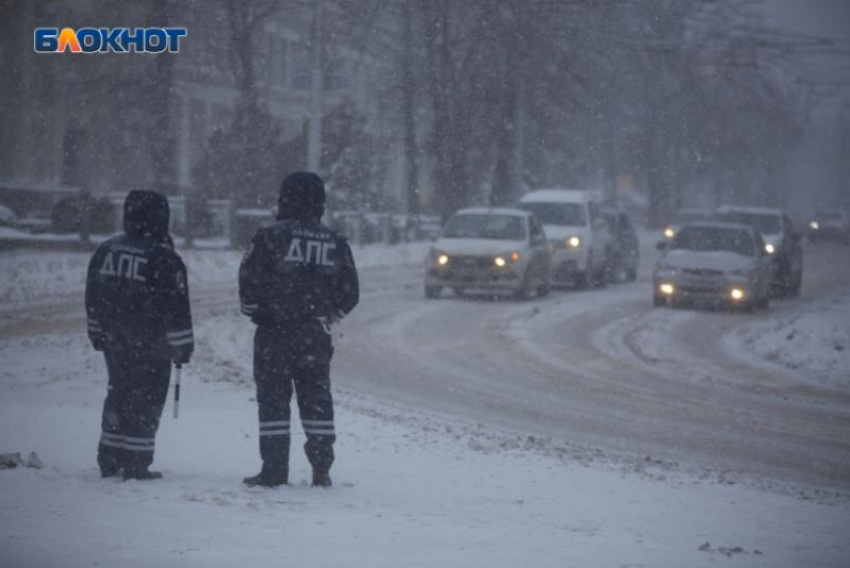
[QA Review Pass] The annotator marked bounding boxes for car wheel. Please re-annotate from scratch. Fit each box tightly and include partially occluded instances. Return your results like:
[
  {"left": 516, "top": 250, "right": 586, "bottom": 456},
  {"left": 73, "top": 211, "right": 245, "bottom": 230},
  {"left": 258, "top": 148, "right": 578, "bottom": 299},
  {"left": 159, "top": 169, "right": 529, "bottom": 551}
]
[
  {"left": 424, "top": 285, "right": 442, "bottom": 299},
  {"left": 594, "top": 254, "right": 610, "bottom": 288},
  {"left": 574, "top": 271, "right": 589, "bottom": 289},
  {"left": 653, "top": 294, "right": 665, "bottom": 308},
  {"left": 536, "top": 276, "right": 551, "bottom": 298},
  {"left": 625, "top": 265, "right": 638, "bottom": 282},
  {"left": 788, "top": 272, "right": 802, "bottom": 297},
  {"left": 771, "top": 268, "right": 789, "bottom": 299},
  {"left": 756, "top": 292, "right": 769, "bottom": 310},
  {"left": 452, "top": 287, "right": 466, "bottom": 298}
]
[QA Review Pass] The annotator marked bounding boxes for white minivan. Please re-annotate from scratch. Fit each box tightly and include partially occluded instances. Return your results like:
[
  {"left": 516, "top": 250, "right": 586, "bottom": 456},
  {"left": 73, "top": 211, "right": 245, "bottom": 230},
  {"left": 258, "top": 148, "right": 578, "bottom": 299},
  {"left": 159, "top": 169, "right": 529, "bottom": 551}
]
[{"left": 518, "top": 189, "right": 611, "bottom": 287}]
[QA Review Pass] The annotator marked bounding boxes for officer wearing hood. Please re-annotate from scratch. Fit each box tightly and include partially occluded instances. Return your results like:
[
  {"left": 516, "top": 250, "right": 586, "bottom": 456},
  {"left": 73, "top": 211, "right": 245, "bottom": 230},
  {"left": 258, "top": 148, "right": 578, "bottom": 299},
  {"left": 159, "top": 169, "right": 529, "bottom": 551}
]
[
  {"left": 85, "top": 190, "right": 194, "bottom": 480},
  {"left": 239, "top": 171, "right": 359, "bottom": 487}
]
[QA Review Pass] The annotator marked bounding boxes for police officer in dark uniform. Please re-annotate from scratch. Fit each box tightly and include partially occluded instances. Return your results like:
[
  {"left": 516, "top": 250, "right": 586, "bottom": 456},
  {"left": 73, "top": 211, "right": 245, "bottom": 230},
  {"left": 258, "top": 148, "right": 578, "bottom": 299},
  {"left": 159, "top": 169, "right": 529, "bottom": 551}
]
[
  {"left": 240, "top": 171, "right": 359, "bottom": 488},
  {"left": 85, "top": 190, "right": 193, "bottom": 480}
]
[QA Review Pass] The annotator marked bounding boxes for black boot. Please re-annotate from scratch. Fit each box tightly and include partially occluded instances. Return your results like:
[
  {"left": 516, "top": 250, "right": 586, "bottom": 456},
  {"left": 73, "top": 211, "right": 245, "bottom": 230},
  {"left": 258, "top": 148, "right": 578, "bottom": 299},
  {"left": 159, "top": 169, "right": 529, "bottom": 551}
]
[
  {"left": 100, "top": 467, "right": 122, "bottom": 478},
  {"left": 243, "top": 470, "right": 288, "bottom": 487},
  {"left": 312, "top": 470, "right": 332, "bottom": 488},
  {"left": 123, "top": 468, "right": 163, "bottom": 480}
]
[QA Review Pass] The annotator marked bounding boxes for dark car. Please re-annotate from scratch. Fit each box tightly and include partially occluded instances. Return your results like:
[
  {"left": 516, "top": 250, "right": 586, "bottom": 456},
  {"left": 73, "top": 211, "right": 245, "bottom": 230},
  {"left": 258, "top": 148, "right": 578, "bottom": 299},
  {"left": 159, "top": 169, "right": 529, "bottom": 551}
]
[
  {"left": 662, "top": 208, "right": 713, "bottom": 241},
  {"left": 715, "top": 206, "right": 803, "bottom": 298},
  {"left": 604, "top": 210, "right": 639, "bottom": 281},
  {"left": 808, "top": 210, "right": 849, "bottom": 244}
]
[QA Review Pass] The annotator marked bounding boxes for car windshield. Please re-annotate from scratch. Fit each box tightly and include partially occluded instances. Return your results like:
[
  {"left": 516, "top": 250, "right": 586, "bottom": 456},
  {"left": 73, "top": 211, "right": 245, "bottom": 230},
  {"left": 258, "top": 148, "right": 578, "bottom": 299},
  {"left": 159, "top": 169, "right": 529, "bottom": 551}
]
[
  {"left": 443, "top": 214, "right": 526, "bottom": 240},
  {"left": 718, "top": 212, "right": 782, "bottom": 234},
  {"left": 518, "top": 202, "right": 586, "bottom": 227},
  {"left": 671, "top": 210, "right": 711, "bottom": 224},
  {"left": 815, "top": 211, "right": 842, "bottom": 220},
  {"left": 671, "top": 226, "right": 755, "bottom": 256}
]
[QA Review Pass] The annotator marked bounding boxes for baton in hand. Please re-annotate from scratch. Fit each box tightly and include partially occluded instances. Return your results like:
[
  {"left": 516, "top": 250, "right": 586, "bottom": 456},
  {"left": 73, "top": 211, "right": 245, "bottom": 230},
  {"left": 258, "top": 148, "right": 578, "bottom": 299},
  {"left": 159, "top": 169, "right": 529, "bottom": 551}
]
[{"left": 173, "top": 364, "right": 182, "bottom": 419}]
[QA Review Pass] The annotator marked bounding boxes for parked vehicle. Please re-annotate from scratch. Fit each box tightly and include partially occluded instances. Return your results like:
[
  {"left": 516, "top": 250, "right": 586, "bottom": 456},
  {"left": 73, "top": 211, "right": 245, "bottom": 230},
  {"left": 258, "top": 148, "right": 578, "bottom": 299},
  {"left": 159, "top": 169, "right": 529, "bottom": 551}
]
[
  {"left": 603, "top": 209, "right": 639, "bottom": 281},
  {"left": 425, "top": 208, "right": 551, "bottom": 299},
  {"left": 715, "top": 205, "right": 803, "bottom": 297},
  {"left": 662, "top": 208, "right": 713, "bottom": 241},
  {"left": 653, "top": 222, "right": 773, "bottom": 311},
  {"left": 517, "top": 189, "right": 611, "bottom": 288},
  {"left": 808, "top": 210, "right": 850, "bottom": 244}
]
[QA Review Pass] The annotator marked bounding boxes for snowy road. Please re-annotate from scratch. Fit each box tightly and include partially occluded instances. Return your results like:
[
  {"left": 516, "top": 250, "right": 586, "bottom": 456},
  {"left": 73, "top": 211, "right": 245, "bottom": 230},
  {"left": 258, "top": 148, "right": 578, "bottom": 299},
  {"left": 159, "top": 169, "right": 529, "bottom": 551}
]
[
  {"left": 1, "top": 242, "right": 848, "bottom": 492},
  {"left": 336, "top": 242, "right": 850, "bottom": 491}
]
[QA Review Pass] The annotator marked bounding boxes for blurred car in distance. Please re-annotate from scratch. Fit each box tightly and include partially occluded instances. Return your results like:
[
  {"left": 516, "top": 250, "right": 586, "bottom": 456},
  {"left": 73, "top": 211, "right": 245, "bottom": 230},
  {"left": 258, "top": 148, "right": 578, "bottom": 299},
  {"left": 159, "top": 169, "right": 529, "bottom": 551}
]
[
  {"left": 425, "top": 207, "right": 552, "bottom": 299},
  {"left": 715, "top": 205, "right": 802, "bottom": 297},
  {"left": 807, "top": 210, "right": 849, "bottom": 244},
  {"left": 517, "top": 189, "right": 611, "bottom": 288},
  {"left": 662, "top": 208, "right": 713, "bottom": 241},
  {"left": 653, "top": 221, "right": 773, "bottom": 311},
  {"left": 603, "top": 209, "right": 639, "bottom": 281}
]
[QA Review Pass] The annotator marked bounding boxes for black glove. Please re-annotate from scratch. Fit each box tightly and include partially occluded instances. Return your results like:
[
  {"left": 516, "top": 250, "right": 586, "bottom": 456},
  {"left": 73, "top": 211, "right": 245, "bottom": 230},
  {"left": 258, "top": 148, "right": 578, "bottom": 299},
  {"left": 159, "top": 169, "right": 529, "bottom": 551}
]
[
  {"left": 251, "top": 311, "right": 275, "bottom": 327},
  {"left": 170, "top": 345, "right": 192, "bottom": 366},
  {"left": 89, "top": 332, "right": 105, "bottom": 352}
]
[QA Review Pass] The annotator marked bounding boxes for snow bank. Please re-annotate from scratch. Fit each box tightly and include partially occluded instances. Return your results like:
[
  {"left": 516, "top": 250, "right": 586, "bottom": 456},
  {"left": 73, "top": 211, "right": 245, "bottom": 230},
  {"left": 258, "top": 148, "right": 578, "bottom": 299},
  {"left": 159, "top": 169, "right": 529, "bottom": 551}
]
[
  {"left": 0, "top": 242, "right": 431, "bottom": 307},
  {"left": 724, "top": 290, "right": 850, "bottom": 389}
]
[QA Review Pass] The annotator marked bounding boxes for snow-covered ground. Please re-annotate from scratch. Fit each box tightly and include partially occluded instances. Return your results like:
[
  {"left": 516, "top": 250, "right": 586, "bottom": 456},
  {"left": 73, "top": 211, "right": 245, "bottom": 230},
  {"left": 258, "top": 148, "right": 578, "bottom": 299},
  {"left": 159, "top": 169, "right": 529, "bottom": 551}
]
[
  {"left": 0, "top": 242, "right": 431, "bottom": 307},
  {"left": 2, "top": 243, "right": 849, "bottom": 567},
  {"left": 724, "top": 290, "right": 850, "bottom": 389}
]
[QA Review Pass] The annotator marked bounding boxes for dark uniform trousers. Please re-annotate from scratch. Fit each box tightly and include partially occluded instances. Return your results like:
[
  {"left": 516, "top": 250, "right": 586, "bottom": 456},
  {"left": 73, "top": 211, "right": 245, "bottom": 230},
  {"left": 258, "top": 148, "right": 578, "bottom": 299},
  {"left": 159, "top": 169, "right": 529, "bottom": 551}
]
[
  {"left": 254, "top": 320, "right": 335, "bottom": 477},
  {"left": 97, "top": 347, "right": 171, "bottom": 473}
]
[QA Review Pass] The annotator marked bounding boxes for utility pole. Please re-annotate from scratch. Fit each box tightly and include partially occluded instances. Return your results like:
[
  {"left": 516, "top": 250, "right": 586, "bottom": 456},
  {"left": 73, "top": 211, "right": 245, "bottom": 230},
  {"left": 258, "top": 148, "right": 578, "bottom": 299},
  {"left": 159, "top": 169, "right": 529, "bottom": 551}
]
[{"left": 307, "top": 0, "right": 324, "bottom": 173}]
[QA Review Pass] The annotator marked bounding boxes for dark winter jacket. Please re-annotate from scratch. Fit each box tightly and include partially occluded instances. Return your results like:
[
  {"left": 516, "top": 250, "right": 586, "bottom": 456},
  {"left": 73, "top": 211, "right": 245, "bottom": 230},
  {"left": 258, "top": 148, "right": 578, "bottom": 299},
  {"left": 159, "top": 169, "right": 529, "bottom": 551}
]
[
  {"left": 85, "top": 190, "right": 194, "bottom": 362},
  {"left": 239, "top": 219, "right": 359, "bottom": 327}
]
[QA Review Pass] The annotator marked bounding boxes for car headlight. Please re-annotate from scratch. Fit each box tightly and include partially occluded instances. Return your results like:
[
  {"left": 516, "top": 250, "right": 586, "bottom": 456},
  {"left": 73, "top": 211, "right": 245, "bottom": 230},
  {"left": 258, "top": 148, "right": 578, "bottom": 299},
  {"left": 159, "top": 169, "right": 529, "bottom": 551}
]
[
  {"left": 430, "top": 249, "right": 450, "bottom": 266},
  {"left": 659, "top": 283, "right": 675, "bottom": 295},
  {"left": 730, "top": 288, "right": 745, "bottom": 301},
  {"left": 765, "top": 243, "right": 775, "bottom": 254},
  {"left": 566, "top": 236, "right": 581, "bottom": 248},
  {"left": 663, "top": 227, "right": 675, "bottom": 239},
  {"left": 494, "top": 251, "right": 521, "bottom": 267},
  {"left": 810, "top": 221, "right": 819, "bottom": 230}
]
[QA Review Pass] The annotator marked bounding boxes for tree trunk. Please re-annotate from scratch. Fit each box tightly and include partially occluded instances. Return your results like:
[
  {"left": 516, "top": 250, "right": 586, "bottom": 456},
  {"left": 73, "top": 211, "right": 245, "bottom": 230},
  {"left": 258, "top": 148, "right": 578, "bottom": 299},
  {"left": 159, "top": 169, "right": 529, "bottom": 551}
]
[{"left": 401, "top": 1, "right": 420, "bottom": 230}]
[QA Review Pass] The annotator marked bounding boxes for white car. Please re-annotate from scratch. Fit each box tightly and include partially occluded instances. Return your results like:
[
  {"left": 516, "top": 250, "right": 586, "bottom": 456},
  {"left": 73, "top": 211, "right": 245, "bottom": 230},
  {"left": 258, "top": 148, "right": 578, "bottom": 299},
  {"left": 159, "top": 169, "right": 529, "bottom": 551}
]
[
  {"left": 653, "top": 221, "right": 773, "bottom": 311},
  {"left": 517, "top": 189, "right": 611, "bottom": 287},
  {"left": 425, "top": 208, "right": 551, "bottom": 299}
]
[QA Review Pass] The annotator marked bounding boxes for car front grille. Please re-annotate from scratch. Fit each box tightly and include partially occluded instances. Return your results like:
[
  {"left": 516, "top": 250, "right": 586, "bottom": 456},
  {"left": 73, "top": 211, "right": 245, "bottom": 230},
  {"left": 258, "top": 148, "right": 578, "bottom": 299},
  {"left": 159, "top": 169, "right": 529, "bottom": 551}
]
[
  {"left": 678, "top": 283, "right": 723, "bottom": 294},
  {"left": 451, "top": 255, "right": 494, "bottom": 271},
  {"left": 682, "top": 268, "right": 724, "bottom": 278}
]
